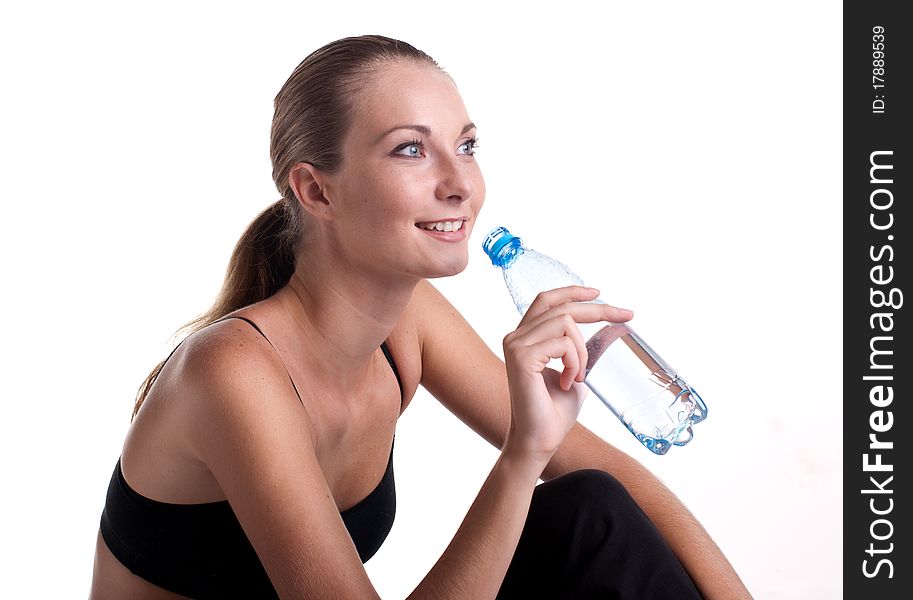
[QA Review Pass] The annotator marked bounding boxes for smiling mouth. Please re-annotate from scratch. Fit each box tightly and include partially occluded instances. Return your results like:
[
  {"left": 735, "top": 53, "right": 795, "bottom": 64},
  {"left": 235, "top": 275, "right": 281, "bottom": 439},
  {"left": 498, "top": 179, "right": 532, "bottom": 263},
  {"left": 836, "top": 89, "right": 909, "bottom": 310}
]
[{"left": 415, "top": 220, "right": 466, "bottom": 232}]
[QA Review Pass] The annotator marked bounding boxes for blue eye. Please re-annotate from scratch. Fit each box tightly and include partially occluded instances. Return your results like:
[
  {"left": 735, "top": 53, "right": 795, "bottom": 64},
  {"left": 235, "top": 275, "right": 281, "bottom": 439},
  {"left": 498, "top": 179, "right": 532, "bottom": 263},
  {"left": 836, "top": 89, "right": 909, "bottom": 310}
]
[
  {"left": 458, "top": 137, "right": 479, "bottom": 156},
  {"left": 394, "top": 139, "right": 424, "bottom": 158}
]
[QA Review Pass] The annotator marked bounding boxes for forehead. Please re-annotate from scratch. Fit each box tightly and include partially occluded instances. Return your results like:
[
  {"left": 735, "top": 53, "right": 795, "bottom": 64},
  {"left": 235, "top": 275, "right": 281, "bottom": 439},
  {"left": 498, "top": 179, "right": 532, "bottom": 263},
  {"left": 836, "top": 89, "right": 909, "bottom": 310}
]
[{"left": 349, "top": 61, "right": 470, "bottom": 138}]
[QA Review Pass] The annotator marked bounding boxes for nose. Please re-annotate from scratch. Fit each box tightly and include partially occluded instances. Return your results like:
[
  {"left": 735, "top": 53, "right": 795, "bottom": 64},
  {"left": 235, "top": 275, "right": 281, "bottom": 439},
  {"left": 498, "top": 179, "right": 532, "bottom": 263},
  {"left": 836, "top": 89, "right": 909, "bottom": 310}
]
[{"left": 434, "top": 152, "right": 474, "bottom": 203}]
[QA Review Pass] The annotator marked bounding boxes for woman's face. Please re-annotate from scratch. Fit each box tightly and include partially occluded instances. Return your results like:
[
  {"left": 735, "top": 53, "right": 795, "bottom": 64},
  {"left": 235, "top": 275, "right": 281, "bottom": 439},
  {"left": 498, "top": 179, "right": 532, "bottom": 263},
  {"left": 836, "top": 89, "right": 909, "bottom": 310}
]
[{"left": 322, "top": 61, "right": 485, "bottom": 280}]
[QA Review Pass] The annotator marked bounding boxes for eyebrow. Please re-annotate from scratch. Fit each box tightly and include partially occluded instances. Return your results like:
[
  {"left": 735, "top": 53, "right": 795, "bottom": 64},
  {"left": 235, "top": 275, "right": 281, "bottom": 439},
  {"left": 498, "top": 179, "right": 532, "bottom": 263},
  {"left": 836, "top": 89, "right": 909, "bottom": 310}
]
[{"left": 375, "top": 122, "right": 476, "bottom": 144}]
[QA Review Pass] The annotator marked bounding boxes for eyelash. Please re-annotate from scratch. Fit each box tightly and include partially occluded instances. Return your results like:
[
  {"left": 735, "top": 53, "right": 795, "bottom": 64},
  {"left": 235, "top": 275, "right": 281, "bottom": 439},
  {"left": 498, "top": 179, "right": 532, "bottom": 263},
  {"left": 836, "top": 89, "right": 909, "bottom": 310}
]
[
  {"left": 393, "top": 137, "right": 480, "bottom": 158},
  {"left": 398, "top": 139, "right": 425, "bottom": 158},
  {"left": 461, "top": 137, "right": 480, "bottom": 156}
]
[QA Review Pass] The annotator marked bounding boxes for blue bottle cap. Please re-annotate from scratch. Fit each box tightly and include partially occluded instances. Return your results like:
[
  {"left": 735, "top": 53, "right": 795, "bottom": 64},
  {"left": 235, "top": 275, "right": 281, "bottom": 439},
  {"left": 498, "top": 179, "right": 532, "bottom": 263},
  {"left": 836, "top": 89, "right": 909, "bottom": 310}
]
[{"left": 482, "top": 226, "right": 522, "bottom": 267}]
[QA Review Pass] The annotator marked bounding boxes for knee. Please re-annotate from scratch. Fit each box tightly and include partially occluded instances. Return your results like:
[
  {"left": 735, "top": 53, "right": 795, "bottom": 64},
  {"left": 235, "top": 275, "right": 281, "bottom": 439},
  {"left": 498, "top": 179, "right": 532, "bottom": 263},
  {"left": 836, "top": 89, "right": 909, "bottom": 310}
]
[
  {"left": 528, "top": 469, "right": 646, "bottom": 552},
  {"left": 559, "top": 469, "right": 633, "bottom": 505},
  {"left": 538, "top": 469, "right": 641, "bottom": 524}
]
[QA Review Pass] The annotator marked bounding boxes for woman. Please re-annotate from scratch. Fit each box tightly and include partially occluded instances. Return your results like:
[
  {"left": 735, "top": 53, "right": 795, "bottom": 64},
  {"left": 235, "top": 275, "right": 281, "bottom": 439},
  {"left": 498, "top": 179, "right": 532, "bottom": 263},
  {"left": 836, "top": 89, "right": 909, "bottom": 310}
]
[{"left": 91, "top": 35, "right": 752, "bottom": 599}]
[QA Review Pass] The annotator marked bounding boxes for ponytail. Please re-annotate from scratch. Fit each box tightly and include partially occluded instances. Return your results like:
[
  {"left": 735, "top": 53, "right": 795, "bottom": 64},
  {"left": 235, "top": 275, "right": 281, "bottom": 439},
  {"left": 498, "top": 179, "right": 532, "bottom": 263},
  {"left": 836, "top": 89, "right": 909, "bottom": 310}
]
[{"left": 131, "top": 199, "right": 298, "bottom": 419}]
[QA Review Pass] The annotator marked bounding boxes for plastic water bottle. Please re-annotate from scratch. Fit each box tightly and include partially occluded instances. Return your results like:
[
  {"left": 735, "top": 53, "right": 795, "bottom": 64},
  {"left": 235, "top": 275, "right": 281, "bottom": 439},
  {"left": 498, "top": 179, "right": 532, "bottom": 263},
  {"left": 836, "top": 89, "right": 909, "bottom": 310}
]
[{"left": 482, "top": 226, "right": 707, "bottom": 455}]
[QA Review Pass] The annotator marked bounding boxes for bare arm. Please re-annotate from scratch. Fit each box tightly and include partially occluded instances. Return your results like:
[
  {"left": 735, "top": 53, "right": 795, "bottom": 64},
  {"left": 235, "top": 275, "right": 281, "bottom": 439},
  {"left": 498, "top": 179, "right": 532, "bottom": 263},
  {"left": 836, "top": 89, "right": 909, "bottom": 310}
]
[
  {"left": 415, "top": 280, "right": 753, "bottom": 600},
  {"left": 183, "top": 310, "right": 586, "bottom": 599},
  {"left": 406, "top": 444, "right": 544, "bottom": 599},
  {"left": 185, "top": 327, "right": 380, "bottom": 599},
  {"left": 405, "top": 283, "right": 607, "bottom": 598}
]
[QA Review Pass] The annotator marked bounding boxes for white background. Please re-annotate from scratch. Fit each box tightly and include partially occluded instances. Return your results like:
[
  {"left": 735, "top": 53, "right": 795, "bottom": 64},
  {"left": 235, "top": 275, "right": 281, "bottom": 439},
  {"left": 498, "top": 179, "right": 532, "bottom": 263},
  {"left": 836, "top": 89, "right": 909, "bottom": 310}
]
[{"left": 0, "top": 1, "right": 841, "bottom": 598}]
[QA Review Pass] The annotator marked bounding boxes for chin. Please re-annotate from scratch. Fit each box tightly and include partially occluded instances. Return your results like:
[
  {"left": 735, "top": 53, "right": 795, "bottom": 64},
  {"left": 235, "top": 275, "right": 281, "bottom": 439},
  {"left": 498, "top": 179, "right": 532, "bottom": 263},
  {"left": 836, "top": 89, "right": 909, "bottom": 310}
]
[{"left": 425, "top": 257, "right": 469, "bottom": 279}]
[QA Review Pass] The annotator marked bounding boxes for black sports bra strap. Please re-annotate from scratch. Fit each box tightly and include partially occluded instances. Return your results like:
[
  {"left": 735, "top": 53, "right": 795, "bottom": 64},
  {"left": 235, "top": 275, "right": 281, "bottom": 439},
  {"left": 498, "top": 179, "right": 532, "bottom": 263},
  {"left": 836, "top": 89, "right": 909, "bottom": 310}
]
[
  {"left": 217, "top": 316, "right": 304, "bottom": 405},
  {"left": 217, "top": 316, "right": 404, "bottom": 408},
  {"left": 380, "top": 342, "right": 404, "bottom": 407},
  {"left": 225, "top": 315, "right": 267, "bottom": 339}
]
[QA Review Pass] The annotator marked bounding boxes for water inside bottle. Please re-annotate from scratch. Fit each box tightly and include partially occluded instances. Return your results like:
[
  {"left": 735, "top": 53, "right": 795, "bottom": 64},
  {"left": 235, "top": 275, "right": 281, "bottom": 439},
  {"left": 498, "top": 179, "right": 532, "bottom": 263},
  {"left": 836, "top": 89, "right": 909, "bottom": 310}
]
[
  {"left": 492, "top": 237, "right": 707, "bottom": 455},
  {"left": 580, "top": 322, "right": 707, "bottom": 455}
]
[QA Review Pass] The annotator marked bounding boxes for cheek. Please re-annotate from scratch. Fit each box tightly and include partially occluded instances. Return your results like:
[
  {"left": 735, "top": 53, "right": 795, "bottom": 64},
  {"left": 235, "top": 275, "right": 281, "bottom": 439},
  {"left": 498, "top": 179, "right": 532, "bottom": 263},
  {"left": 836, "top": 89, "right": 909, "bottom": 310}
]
[
  {"left": 380, "top": 178, "right": 427, "bottom": 220},
  {"left": 339, "top": 164, "right": 440, "bottom": 227},
  {"left": 342, "top": 175, "right": 402, "bottom": 222},
  {"left": 470, "top": 172, "right": 486, "bottom": 215},
  {"left": 471, "top": 163, "right": 486, "bottom": 196}
]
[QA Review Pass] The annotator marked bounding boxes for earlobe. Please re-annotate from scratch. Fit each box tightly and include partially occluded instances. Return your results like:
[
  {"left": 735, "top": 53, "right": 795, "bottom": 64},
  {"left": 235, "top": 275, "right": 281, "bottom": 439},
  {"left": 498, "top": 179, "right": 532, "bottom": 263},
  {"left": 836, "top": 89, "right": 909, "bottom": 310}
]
[{"left": 289, "top": 163, "right": 333, "bottom": 219}]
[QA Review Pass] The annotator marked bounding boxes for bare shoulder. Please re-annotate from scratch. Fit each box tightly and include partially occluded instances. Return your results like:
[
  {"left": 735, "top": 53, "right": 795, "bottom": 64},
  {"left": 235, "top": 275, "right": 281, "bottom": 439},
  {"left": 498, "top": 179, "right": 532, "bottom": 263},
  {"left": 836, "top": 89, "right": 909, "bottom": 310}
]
[
  {"left": 178, "top": 319, "right": 288, "bottom": 398},
  {"left": 410, "top": 277, "right": 456, "bottom": 315},
  {"left": 141, "top": 319, "right": 377, "bottom": 596},
  {"left": 409, "top": 278, "right": 489, "bottom": 356},
  {"left": 179, "top": 318, "right": 283, "bottom": 380},
  {"left": 174, "top": 318, "right": 317, "bottom": 444},
  {"left": 123, "top": 317, "right": 316, "bottom": 499},
  {"left": 403, "top": 279, "right": 513, "bottom": 446},
  {"left": 407, "top": 278, "right": 467, "bottom": 346}
]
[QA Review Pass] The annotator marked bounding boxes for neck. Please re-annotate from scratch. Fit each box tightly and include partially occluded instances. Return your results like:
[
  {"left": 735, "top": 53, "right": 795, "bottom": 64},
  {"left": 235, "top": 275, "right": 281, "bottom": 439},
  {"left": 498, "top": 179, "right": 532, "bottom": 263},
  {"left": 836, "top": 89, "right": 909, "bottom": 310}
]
[{"left": 275, "top": 245, "right": 418, "bottom": 382}]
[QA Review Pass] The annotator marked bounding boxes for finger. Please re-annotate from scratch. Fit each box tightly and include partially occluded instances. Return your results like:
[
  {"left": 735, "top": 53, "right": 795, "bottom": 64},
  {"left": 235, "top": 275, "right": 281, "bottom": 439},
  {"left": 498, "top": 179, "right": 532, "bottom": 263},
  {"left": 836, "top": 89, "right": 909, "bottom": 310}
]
[
  {"left": 559, "top": 340, "right": 581, "bottom": 391},
  {"left": 543, "top": 367, "right": 590, "bottom": 409},
  {"left": 508, "top": 313, "right": 588, "bottom": 384},
  {"left": 522, "top": 286, "right": 600, "bottom": 321},
  {"left": 516, "top": 303, "right": 633, "bottom": 383},
  {"left": 597, "top": 302, "right": 635, "bottom": 323},
  {"left": 509, "top": 313, "right": 580, "bottom": 348},
  {"left": 518, "top": 337, "right": 580, "bottom": 391},
  {"left": 520, "top": 302, "right": 634, "bottom": 333}
]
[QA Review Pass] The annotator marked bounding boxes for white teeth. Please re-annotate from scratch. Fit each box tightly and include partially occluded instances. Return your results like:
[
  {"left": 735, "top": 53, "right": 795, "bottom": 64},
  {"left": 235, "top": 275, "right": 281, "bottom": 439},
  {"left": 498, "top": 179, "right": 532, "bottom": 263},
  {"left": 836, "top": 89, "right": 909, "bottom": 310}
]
[{"left": 418, "top": 220, "right": 464, "bottom": 232}]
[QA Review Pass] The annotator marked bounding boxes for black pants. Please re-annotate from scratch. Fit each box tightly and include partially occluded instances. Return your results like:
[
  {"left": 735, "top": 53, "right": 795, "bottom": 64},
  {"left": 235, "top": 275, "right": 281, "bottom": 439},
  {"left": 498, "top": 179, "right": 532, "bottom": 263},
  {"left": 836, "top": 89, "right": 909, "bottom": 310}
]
[{"left": 498, "top": 469, "right": 703, "bottom": 600}]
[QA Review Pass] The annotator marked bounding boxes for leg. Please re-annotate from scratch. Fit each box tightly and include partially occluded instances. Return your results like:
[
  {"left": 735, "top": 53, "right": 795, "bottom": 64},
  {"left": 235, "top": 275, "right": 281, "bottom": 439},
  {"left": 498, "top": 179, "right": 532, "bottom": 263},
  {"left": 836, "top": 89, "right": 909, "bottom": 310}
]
[{"left": 498, "top": 469, "right": 702, "bottom": 600}]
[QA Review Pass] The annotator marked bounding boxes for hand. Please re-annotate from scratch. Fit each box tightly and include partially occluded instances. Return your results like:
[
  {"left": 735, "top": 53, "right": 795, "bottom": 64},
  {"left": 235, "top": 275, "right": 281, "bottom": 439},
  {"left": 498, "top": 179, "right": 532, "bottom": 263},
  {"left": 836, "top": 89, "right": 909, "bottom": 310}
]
[{"left": 501, "top": 286, "right": 634, "bottom": 465}]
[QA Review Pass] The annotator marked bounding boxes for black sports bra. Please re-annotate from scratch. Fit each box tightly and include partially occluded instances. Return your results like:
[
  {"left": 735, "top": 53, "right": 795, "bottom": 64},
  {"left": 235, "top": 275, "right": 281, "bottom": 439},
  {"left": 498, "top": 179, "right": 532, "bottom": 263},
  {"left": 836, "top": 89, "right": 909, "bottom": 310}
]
[{"left": 99, "top": 316, "right": 403, "bottom": 598}]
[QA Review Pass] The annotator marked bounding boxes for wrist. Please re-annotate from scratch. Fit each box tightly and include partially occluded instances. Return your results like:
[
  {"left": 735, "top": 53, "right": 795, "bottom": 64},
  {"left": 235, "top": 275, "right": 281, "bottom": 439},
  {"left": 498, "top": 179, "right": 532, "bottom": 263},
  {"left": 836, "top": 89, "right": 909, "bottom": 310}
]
[{"left": 500, "top": 437, "right": 552, "bottom": 481}]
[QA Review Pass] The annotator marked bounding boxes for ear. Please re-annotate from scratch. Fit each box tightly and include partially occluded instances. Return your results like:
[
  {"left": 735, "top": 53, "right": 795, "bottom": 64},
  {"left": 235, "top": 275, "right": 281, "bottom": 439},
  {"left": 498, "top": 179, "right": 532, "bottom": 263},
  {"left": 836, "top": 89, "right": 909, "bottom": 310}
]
[{"left": 289, "top": 163, "right": 334, "bottom": 220}]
